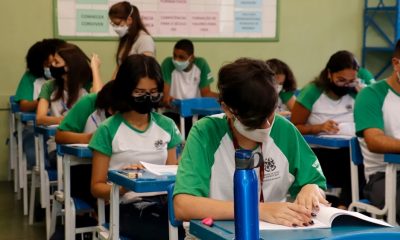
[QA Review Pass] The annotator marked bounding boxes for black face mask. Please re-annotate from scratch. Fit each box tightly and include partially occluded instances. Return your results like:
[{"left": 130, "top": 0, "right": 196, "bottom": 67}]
[
  {"left": 330, "top": 82, "right": 355, "bottom": 97},
  {"left": 50, "top": 66, "right": 66, "bottom": 79},
  {"left": 128, "top": 95, "right": 158, "bottom": 114}
]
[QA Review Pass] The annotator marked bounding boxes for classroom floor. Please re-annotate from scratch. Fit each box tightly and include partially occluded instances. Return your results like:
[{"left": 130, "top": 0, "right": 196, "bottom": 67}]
[{"left": 0, "top": 181, "right": 46, "bottom": 239}]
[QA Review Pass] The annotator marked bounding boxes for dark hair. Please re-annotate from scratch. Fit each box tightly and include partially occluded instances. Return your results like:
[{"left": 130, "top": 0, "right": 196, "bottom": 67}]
[
  {"left": 174, "top": 39, "right": 194, "bottom": 55},
  {"left": 313, "top": 50, "right": 359, "bottom": 91},
  {"left": 111, "top": 54, "right": 163, "bottom": 113},
  {"left": 52, "top": 43, "right": 92, "bottom": 108},
  {"left": 109, "top": 1, "right": 150, "bottom": 64},
  {"left": 393, "top": 39, "right": 400, "bottom": 58},
  {"left": 218, "top": 58, "right": 277, "bottom": 129},
  {"left": 95, "top": 80, "right": 114, "bottom": 110},
  {"left": 26, "top": 39, "right": 67, "bottom": 78},
  {"left": 266, "top": 58, "right": 297, "bottom": 92}
]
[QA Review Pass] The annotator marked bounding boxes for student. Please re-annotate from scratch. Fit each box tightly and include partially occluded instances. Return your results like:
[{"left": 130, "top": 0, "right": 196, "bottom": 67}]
[
  {"left": 266, "top": 58, "right": 297, "bottom": 117},
  {"left": 89, "top": 54, "right": 182, "bottom": 239},
  {"left": 161, "top": 38, "right": 218, "bottom": 107},
  {"left": 354, "top": 40, "right": 400, "bottom": 220},
  {"left": 173, "top": 58, "right": 328, "bottom": 227},
  {"left": 109, "top": 1, "right": 155, "bottom": 79},
  {"left": 161, "top": 39, "right": 218, "bottom": 137},
  {"left": 14, "top": 38, "right": 66, "bottom": 168},
  {"left": 358, "top": 67, "right": 375, "bottom": 86},
  {"left": 36, "top": 43, "right": 103, "bottom": 168},
  {"left": 291, "top": 50, "right": 362, "bottom": 208}
]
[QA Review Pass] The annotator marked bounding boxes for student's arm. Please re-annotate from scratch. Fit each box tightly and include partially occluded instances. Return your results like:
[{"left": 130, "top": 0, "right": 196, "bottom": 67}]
[
  {"left": 19, "top": 100, "right": 38, "bottom": 112},
  {"left": 285, "top": 95, "right": 296, "bottom": 111},
  {"left": 166, "top": 147, "right": 177, "bottom": 165},
  {"left": 90, "top": 54, "right": 103, "bottom": 93},
  {"left": 36, "top": 98, "right": 63, "bottom": 125},
  {"left": 55, "top": 130, "right": 92, "bottom": 144},
  {"left": 363, "top": 128, "right": 400, "bottom": 153},
  {"left": 291, "top": 102, "right": 338, "bottom": 135},
  {"left": 174, "top": 194, "right": 312, "bottom": 227},
  {"left": 91, "top": 151, "right": 126, "bottom": 200},
  {"left": 200, "top": 86, "right": 219, "bottom": 98},
  {"left": 162, "top": 83, "right": 174, "bottom": 107}
]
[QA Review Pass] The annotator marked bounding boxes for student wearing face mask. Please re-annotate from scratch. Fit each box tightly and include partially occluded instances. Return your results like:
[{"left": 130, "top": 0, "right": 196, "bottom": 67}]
[
  {"left": 291, "top": 50, "right": 362, "bottom": 209},
  {"left": 173, "top": 58, "right": 328, "bottom": 228},
  {"left": 14, "top": 38, "right": 66, "bottom": 169},
  {"left": 36, "top": 43, "right": 103, "bottom": 169},
  {"left": 161, "top": 39, "right": 218, "bottom": 137},
  {"left": 89, "top": 54, "right": 183, "bottom": 239},
  {"left": 108, "top": 1, "right": 155, "bottom": 79},
  {"left": 266, "top": 58, "right": 298, "bottom": 117}
]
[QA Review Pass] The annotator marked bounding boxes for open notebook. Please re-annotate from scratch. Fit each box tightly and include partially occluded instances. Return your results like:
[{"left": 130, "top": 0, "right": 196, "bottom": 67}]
[
  {"left": 260, "top": 205, "right": 392, "bottom": 230},
  {"left": 140, "top": 162, "right": 178, "bottom": 176}
]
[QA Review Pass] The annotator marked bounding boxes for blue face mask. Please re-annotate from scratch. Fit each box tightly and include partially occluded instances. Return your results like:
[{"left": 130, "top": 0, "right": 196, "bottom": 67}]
[
  {"left": 173, "top": 59, "right": 190, "bottom": 71},
  {"left": 43, "top": 67, "right": 52, "bottom": 79}
]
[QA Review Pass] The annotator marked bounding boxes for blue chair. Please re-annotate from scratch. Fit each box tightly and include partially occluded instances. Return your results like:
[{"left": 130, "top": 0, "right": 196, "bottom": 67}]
[
  {"left": 168, "top": 183, "right": 182, "bottom": 240},
  {"left": 171, "top": 98, "right": 222, "bottom": 140},
  {"left": 324, "top": 232, "right": 400, "bottom": 240},
  {"left": 348, "top": 137, "right": 396, "bottom": 224}
]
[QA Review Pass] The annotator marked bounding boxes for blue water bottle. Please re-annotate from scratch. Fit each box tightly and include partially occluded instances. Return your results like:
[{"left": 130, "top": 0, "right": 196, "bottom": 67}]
[{"left": 234, "top": 149, "right": 262, "bottom": 240}]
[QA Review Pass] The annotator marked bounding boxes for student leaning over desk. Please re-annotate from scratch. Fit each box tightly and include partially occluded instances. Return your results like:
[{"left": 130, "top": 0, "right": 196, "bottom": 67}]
[
  {"left": 354, "top": 39, "right": 400, "bottom": 221},
  {"left": 54, "top": 81, "right": 114, "bottom": 210},
  {"left": 173, "top": 58, "right": 328, "bottom": 228},
  {"left": 14, "top": 39, "right": 66, "bottom": 169},
  {"left": 89, "top": 54, "right": 183, "bottom": 239},
  {"left": 36, "top": 43, "right": 103, "bottom": 169}
]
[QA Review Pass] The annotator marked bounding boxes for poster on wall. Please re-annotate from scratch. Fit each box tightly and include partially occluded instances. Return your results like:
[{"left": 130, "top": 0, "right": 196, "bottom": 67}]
[{"left": 54, "top": 0, "right": 278, "bottom": 41}]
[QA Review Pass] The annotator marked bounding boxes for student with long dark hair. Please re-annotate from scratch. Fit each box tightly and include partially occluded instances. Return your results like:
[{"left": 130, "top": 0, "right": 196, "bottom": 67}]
[{"left": 109, "top": 1, "right": 155, "bottom": 79}]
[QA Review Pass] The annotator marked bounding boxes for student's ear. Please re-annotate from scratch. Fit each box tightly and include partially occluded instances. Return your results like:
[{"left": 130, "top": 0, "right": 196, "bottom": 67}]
[
  {"left": 126, "top": 16, "right": 133, "bottom": 26},
  {"left": 221, "top": 102, "right": 234, "bottom": 119}
]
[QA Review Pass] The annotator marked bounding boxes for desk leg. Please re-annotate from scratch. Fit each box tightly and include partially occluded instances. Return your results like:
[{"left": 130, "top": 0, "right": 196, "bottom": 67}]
[
  {"left": 110, "top": 184, "right": 120, "bottom": 240},
  {"left": 39, "top": 135, "right": 46, "bottom": 209},
  {"left": 17, "top": 118, "right": 23, "bottom": 200},
  {"left": 386, "top": 163, "right": 397, "bottom": 225},
  {"left": 64, "top": 154, "right": 73, "bottom": 240}
]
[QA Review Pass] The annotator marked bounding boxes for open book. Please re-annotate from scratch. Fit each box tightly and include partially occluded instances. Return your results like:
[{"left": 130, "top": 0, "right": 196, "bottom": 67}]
[
  {"left": 260, "top": 205, "right": 392, "bottom": 230},
  {"left": 140, "top": 161, "right": 178, "bottom": 176}
]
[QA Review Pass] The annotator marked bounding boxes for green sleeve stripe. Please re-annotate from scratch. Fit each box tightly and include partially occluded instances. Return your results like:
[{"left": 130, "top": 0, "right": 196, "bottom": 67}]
[
  {"left": 279, "top": 91, "right": 295, "bottom": 103},
  {"left": 197, "top": 58, "right": 214, "bottom": 89},
  {"left": 15, "top": 72, "right": 36, "bottom": 102},
  {"left": 296, "top": 83, "right": 323, "bottom": 110},
  {"left": 161, "top": 57, "right": 174, "bottom": 85},
  {"left": 38, "top": 80, "right": 55, "bottom": 101}
]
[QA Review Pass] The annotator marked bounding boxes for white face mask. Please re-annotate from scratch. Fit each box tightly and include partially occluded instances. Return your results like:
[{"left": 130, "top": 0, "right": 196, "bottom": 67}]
[
  {"left": 113, "top": 25, "right": 129, "bottom": 37},
  {"left": 276, "top": 84, "right": 283, "bottom": 93},
  {"left": 43, "top": 67, "right": 52, "bottom": 79},
  {"left": 233, "top": 116, "right": 274, "bottom": 142},
  {"left": 173, "top": 59, "right": 190, "bottom": 71}
]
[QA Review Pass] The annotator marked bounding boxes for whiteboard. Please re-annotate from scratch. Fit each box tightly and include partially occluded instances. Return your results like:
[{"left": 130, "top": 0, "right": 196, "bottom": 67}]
[{"left": 54, "top": 0, "right": 278, "bottom": 41}]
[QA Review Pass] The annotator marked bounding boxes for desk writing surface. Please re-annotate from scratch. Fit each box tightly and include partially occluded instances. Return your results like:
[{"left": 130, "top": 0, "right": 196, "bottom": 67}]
[
  {"left": 19, "top": 112, "right": 36, "bottom": 122},
  {"left": 108, "top": 170, "right": 175, "bottom": 193},
  {"left": 384, "top": 153, "right": 400, "bottom": 164},
  {"left": 190, "top": 220, "right": 400, "bottom": 240},
  {"left": 303, "top": 135, "right": 350, "bottom": 148},
  {"left": 34, "top": 125, "right": 57, "bottom": 137},
  {"left": 58, "top": 144, "right": 92, "bottom": 158}
]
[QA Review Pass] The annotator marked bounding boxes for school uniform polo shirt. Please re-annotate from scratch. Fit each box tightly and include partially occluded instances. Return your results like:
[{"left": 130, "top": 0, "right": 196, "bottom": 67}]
[
  {"left": 15, "top": 71, "right": 46, "bottom": 102},
  {"left": 277, "top": 90, "right": 295, "bottom": 112},
  {"left": 38, "top": 80, "right": 90, "bottom": 117},
  {"left": 58, "top": 93, "right": 106, "bottom": 134},
  {"left": 173, "top": 114, "right": 326, "bottom": 202},
  {"left": 89, "top": 112, "right": 182, "bottom": 170},
  {"left": 297, "top": 83, "right": 356, "bottom": 135},
  {"left": 161, "top": 57, "right": 214, "bottom": 99},
  {"left": 354, "top": 79, "right": 400, "bottom": 180}
]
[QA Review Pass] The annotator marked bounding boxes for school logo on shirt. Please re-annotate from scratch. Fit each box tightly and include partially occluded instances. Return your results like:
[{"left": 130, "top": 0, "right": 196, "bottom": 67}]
[
  {"left": 264, "top": 157, "right": 276, "bottom": 172},
  {"left": 264, "top": 157, "right": 280, "bottom": 181},
  {"left": 345, "top": 104, "right": 353, "bottom": 111},
  {"left": 154, "top": 139, "right": 165, "bottom": 150}
]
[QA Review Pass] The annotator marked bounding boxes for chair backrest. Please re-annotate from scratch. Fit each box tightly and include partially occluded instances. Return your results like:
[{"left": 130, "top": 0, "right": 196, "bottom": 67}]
[
  {"left": 324, "top": 232, "right": 400, "bottom": 240},
  {"left": 167, "top": 183, "right": 182, "bottom": 227},
  {"left": 350, "top": 137, "right": 363, "bottom": 165},
  {"left": 172, "top": 98, "right": 221, "bottom": 118},
  {"left": 10, "top": 95, "right": 20, "bottom": 113}
]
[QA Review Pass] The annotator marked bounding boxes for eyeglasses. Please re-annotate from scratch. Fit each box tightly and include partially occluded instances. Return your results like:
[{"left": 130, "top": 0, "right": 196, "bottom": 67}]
[
  {"left": 132, "top": 91, "right": 162, "bottom": 103},
  {"left": 334, "top": 79, "right": 356, "bottom": 87}
]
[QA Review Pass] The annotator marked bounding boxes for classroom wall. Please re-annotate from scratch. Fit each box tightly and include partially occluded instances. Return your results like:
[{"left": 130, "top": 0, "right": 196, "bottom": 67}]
[{"left": 0, "top": 0, "right": 364, "bottom": 181}]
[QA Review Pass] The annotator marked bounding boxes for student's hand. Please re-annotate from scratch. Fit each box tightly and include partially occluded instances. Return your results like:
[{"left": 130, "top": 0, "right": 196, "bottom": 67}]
[
  {"left": 319, "top": 120, "right": 339, "bottom": 134},
  {"left": 295, "top": 184, "right": 330, "bottom": 214},
  {"left": 162, "top": 95, "right": 175, "bottom": 108},
  {"left": 122, "top": 164, "right": 144, "bottom": 170},
  {"left": 91, "top": 53, "right": 101, "bottom": 70},
  {"left": 278, "top": 111, "right": 291, "bottom": 118},
  {"left": 259, "top": 202, "right": 313, "bottom": 227}
]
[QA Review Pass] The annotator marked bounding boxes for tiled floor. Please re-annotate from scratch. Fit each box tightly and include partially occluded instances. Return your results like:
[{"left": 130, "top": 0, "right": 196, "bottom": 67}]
[{"left": 0, "top": 181, "right": 46, "bottom": 239}]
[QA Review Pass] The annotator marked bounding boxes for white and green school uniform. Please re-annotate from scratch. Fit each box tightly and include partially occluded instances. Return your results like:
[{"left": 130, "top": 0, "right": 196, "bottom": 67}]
[
  {"left": 355, "top": 80, "right": 400, "bottom": 180},
  {"left": 297, "top": 83, "right": 356, "bottom": 136},
  {"left": 118, "top": 30, "right": 155, "bottom": 65},
  {"left": 173, "top": 114, "right": 326, "bottom": 201},
  {"left": 161, "top": 57, "right": 214, "bottom": 99},
  {"left": 277, "top": 90, "right": 295, "bottom": 112},
  {"left": 58, "top": 93, "right": 106, "bottom": 134},
  {"left": 89, "top": 112, "right": 182, "bottom": 202},
  {"left": 358, "top": 67, "right": 375, "bottom": 85},
  {"left": 15, "top": 71, "right": 47, "bottom": 103}
]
